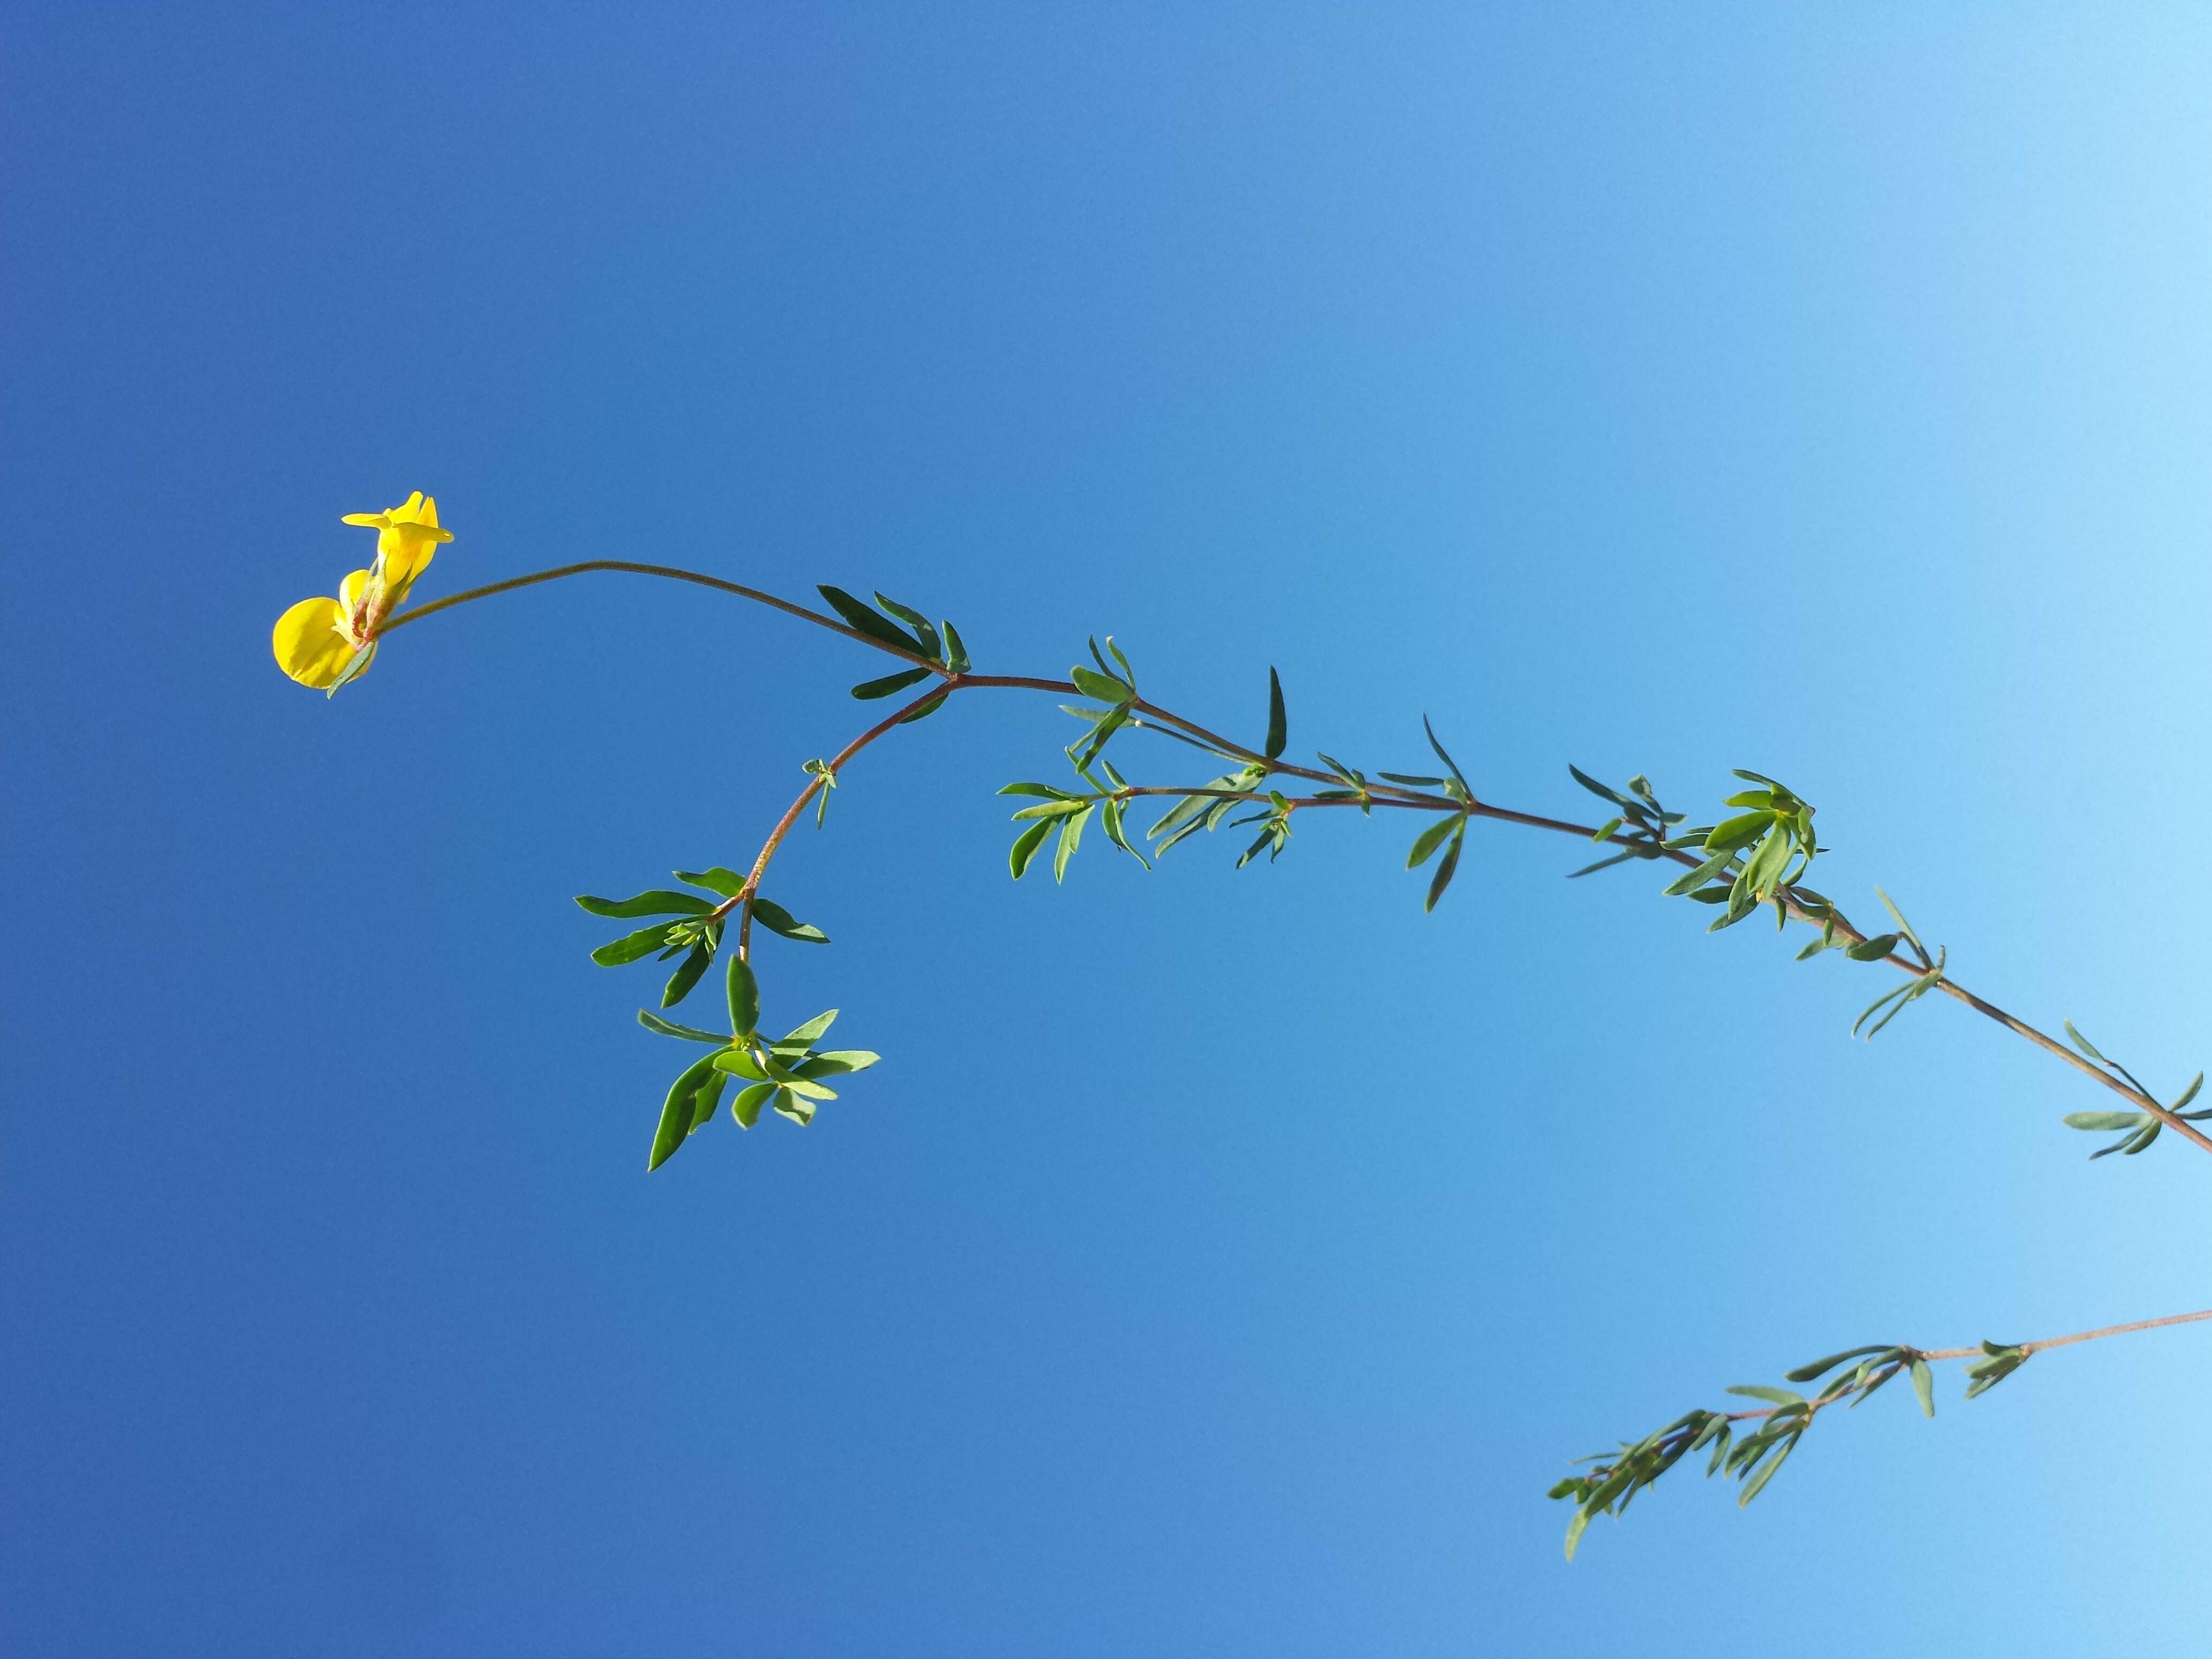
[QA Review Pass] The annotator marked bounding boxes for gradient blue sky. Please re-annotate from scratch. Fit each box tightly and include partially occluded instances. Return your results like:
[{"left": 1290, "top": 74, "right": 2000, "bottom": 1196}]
[{"left": 8, "top": 4, "right": 2212, "bottom": 1654}]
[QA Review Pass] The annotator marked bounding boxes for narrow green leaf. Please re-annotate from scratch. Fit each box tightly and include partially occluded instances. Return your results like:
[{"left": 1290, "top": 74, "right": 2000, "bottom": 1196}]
[
  {"left": 1563, "top": 1506, "right": 1592, "bottom": 1561},
  {"left": 1736, "top": 1433, "right": 1799, "bottom": 1506},
  {"left": 731, "top": 1082, "right": 774, "bottom": 1129},
  {"left": 1265, "top": 667, "right": 1287, "bottom": 760},
  {"left": 2062, "top": 1020, "right": 2107, "bottom": 1063},
  {"left": 1783, "top": 1346, "right": 1893, "bottom": 1384},
  {"left": 772, "top": 1088, "right": 814, "bottom": 1125},
  {"left": 689, "top": 1068, "right": 728, "bottom": 1133},
  {"left": 711, "top": 1048, "right": 769, "bottom": 1081},
  {"left": 1844, "top": 933, "right": 1900, "bottom": 962},
  {"left": 1662, "top": 848, "right": 1736, "bottom": 896},
  {"left": 1053, "top": 804, "right": 1093, "bottom": 881},
  {"left": 1406, "top": 814, "right": 1459, "bottom": 869},
  {"left": 1424, "top": 824, "right": 1464, "bottom": 913},
  {"left": 674, "top": 867, "right": 745, "bottom": 898},
  {"left": 592, "top": 922, "right": 682, "bottom": 966},
  {"left": 943, "top": 619, "right": 972, "bottom": 674},
  {"left": 1909, "top": 1358, "right": 1935, "bottom": 1417},
  {"left": 637, "top": 1008, "right": 726, "bottom": 1044},
  {"left": 650, "top": 1055, "right": 720, "bottom": 1171},
  {"left": 2064, "top": 1111, "right": 2151, "bottom": 1132},
  {"left": 896, "top": 689, "right": 951, "bottom": 725},
  {"left": 851, "top": 666, "right": 934, "bottom": 700},
  {"left": 661, "top": 944, "right": 713, "bottom": 1007},
  {"left": 1010, "top": 818, "right": 1054, "bottom": 879},
  {"left": 778, "top": 1010, "right": 838, "bottom": 1048},
  {"left": 750, "top": 898, "right": 829, "bottom": 944},
  {"left": 2173, "top": 1072, "right": 2204, "bottom": 1111},
  {"left": 1724, "top": 1385, "right": 1807, "bottom": 1407},
  {"left": 1071, "top": 665, "right": 1132, "bottom": 705},
  {"left": 1422, "top": 715, "right": 1471, "bottom": 797},
  {"left": 576, "top": 890, "right": 714, "bottom": 920},
  {"left": 817, "top": 584, "right": 926, "bottom": 655},
  {"left": 727, "top": 955, "right": 760, "bottom": 1036},
  {"left": 872, "top": 594, "right": 942, "bottom": 662},
  {"left": 1704, "top": 812, "right": 1775, "bottom": 855},
  {"left": 796, "top": 1049, "right": 879, "bottom": 1077}
]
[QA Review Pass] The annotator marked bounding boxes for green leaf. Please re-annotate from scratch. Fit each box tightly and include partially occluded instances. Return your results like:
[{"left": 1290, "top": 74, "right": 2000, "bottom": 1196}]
[
  {"left": 1662, "top": 848, "right": 1736, "bottom": 895},
  {"left": 637, "top": 1009, "right": 726, "bottom": 1044},
  {"left": 772, "top": 1088, "right": 814, "bottom": 1125},
  {"left": 872, "top": 594, "right": 942, "bottom": 662},
  {"left": 689, "top": 1068, "right": 728, "bottom": 1133},
  {"left": 1590, "top": 817, "right": 1623, "bottom": 843},
  {"left": 1906, "top": 1357, "right": 1933, "bottom": 1416},
  {"left": 661, "top": 944, "right": 714, "bottom": 1007},
  {"left": 1099, "top": 796, "right": 1149, "bottom": 866},
  {"left": 1422, "top": 715, "right": 1471, "bottom": 798},
  {"left": 778, "top": 1010, "right": 839, "bottom": 1048},
  {"left": 1012, "top": 799, "right": 1091, "bottom": 821},
  {"left": 1844, "top": 933, "right": 1900, "bottom": 962},
  {"left": 1054, "top": 804, "right": 1094, "bottom": 881},
  {"left": 1783, "top": 1346, "right": 1893, "bottom": 1384},
  {"left": 2062, "top": 1020, "right": 2108, "bottom": 1064},
  {"left": 592, "top": 922, "right": 683, "bottom": 966},
  {"left": 1380, "top": 772, "right": 1447, "bottom": 787},
  {"left": 796, "top": 1050, "right": 879, "bottom": 1077},
  {"left": 777, "top": 1074, "right": 839, "bottom": 1102},
  {"left": 2173, "top": 1072, "right": 2204, "bottom": 1111},
  {"left": 750, "top": 898, "right": 829, "bottom": 944},
  {"left": 1724, "top": 1385, "right": 1807, "bottom": 1407},
  {"left": 1010, "top": 818, "right": 1054, "bottom": 879},
  {"left": 817, "top": 584, "right": 926, "bottom": 656},
  {"left": 731, "top": 1082, "right": 775, "bottom": 1129},
  {"left": 1071, "top": 665, "right": 1132, "bottom": 705},
  {"left": 1563, "top": 1506, "right": 1591, "bottom": 1561},
  {"left": 1424, "top": 823, "right": 1464, "bottom": 913},
  {"left": 727, "top": 955, "right": 760, "bottom": 1036},
  {"left": 1265, "top": 667, "right": 1287, "bottom": 760},
  {"left": 1736, "top": 1433, "right": 1799, "bottom": 1506},
  {"left": 943, "top": 619, "right": 972, "bottom": 674},
  {"left": 576, "top": 890, "right": 715, "bottom": 920},
  {"left": 1000, "top": 781, "right": 1081, "bottom": 799},
  {"left": 1406, "top": 814, "right": 1460, "bottom": 869},
  {"left": 712, "top": 1048, "right": 769, "bottom": 1081},
  {"left": 899, "top": 689, "right": 950, "bottom": 724},
  {"left": 1704, "top": 812, "right": 1775, "bottom": 855},
  {"left": 650, "top": 1054, "right": 721, "bottom": 1171},
  {"left": 1072, "top": 701, "right": 1130, "bottom": 768},
  {"left": 674, "top": 867, "right": 745, "bottom": 898},
  {"left": 2064, "top": 1111, "right": 2151, "bottom": 1132},
  {"left": 852, "top": 666, "right": 935, "bottom": 700}
]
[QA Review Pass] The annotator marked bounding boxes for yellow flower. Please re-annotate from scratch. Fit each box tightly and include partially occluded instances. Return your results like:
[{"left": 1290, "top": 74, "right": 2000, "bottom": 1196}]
[{"left": 272, "top": 492, "right": 454, "bottom": 692}]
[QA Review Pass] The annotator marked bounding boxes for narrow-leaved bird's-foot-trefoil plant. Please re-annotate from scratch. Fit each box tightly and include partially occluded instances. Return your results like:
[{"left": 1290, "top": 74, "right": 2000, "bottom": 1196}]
[{"left": 272, "top": 496, "right": 2212, "bottom": 1558}]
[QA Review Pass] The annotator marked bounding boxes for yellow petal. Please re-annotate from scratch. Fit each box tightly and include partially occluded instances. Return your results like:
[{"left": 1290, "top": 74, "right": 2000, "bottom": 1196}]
[
  {"left": 340, "top": 511, "right": 386, "bottom": 528},
  {"left": 272, "top": 596, "right": 363, "bottom": 690},
  {"left": 337, "top": 567, "right": 372, "bottom": 617}
]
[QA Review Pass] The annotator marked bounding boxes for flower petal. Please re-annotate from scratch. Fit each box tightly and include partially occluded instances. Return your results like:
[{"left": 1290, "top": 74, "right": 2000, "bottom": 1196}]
[{"left": 272, "top": 596, "right": 363, "bottom": 689}]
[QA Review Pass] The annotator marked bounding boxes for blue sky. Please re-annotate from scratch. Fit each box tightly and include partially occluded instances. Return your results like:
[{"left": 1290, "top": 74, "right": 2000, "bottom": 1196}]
[{"left": 7, "top": 3, "right": 2212, "bottom": 1653}]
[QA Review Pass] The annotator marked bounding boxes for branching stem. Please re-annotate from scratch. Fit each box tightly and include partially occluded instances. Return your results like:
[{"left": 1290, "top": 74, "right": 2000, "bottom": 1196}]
[{"left": 385, "top": 559, "right": 2212, "bottom": 1156}]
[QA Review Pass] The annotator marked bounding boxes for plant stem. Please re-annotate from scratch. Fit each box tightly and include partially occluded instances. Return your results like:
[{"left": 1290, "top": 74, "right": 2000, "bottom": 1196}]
[{"left": 383, "top": 558, "right": 2212, "bottom": 1156}]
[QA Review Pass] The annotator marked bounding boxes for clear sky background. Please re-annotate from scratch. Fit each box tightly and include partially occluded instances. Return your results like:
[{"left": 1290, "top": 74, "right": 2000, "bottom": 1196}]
[{"left": 7, "top": 4, "right": 2212, "bottom": 1654}]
